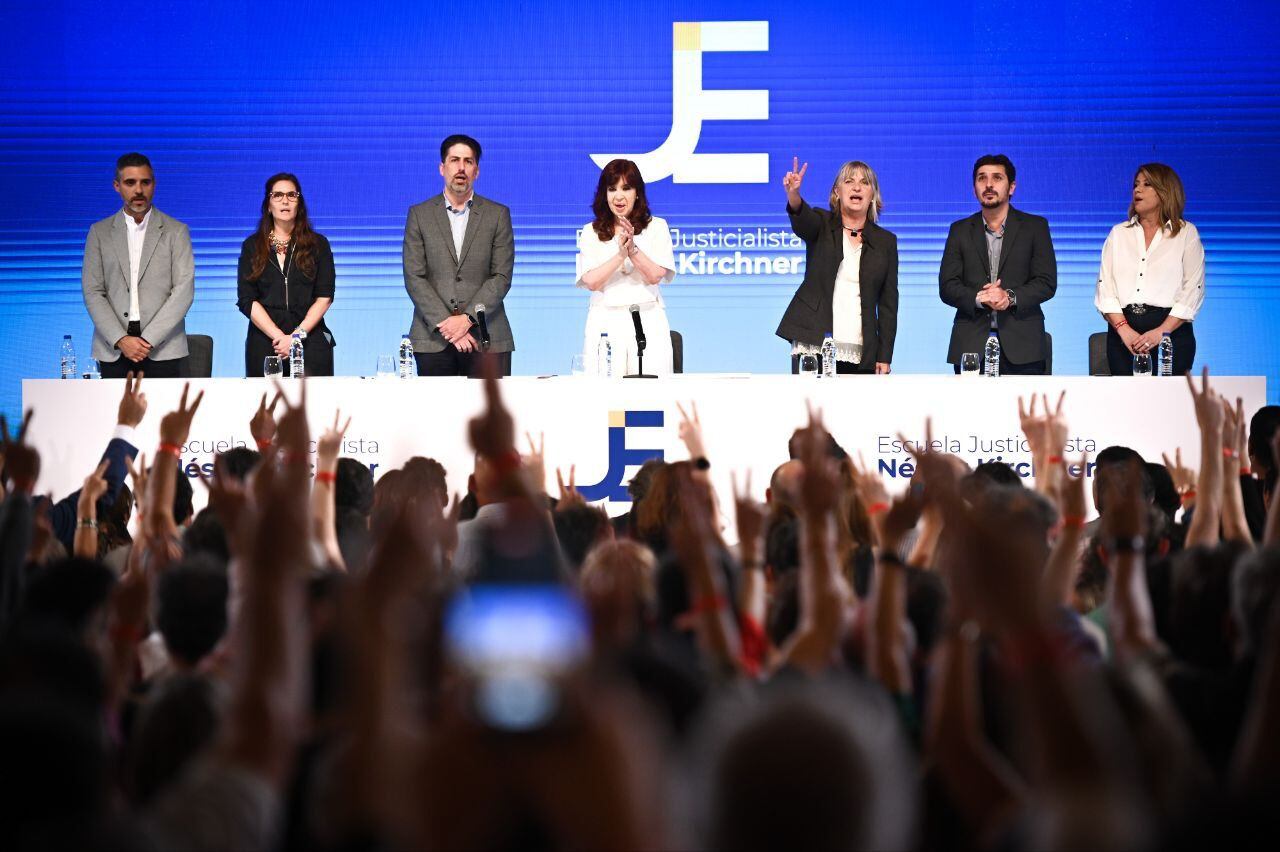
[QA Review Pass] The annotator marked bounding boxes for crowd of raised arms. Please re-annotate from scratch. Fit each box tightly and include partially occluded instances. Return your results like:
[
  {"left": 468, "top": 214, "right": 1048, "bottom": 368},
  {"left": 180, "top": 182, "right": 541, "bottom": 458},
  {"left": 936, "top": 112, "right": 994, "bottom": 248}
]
[{"left": 2, "top": 358, "right": 1279, "bottom": 850}]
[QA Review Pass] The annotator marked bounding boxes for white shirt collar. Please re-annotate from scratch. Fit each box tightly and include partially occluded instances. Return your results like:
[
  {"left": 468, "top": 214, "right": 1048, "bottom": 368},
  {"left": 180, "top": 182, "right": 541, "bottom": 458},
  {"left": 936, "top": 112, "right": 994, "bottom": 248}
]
[
  {"left": 121, "top": 207, "right": 153, "bottom": 232},
  {"left": 444, "top": 193, "right": 474, "bottom": 214}
]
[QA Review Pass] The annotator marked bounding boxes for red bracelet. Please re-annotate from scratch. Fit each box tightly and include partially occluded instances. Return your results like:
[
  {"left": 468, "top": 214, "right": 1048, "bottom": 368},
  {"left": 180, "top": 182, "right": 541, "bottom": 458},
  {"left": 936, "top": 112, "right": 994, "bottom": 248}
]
[
  {"left": 1046, "top": 455, "right": 1064, "bottom": 464},
  {"left": 866, "top": 501, "right": 890, "bottom": 516},
  {"left": 1114, "top": 319, "right": 1129, "bottom": 330},
  {"left": 1062, "top": 515, "right": 1086, "bottom": 530},
  {"left": 255, "top": 439, "right": 273, "bottom": 451},
  {"left": 1180, "top": 489, "right": 1197, "bottom": 503},
  {"left": 157, "top": 442, "right": 181, "bottom": 458},
  {"left": 1241, "top": 467, "right": 1252, "bottom": 477},
  {"left": 315, "top": 470, "right": 336, "bottom": 484},
  {"left": 1224, "top": 447, "right": 1240, "bottom": 460}
]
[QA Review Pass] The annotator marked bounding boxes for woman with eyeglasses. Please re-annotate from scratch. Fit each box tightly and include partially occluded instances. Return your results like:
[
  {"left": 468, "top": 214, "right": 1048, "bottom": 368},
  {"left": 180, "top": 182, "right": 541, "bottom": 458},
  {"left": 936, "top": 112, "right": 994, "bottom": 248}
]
[{"left": 236, "top": 172, "right": 336, "bottom": 376}]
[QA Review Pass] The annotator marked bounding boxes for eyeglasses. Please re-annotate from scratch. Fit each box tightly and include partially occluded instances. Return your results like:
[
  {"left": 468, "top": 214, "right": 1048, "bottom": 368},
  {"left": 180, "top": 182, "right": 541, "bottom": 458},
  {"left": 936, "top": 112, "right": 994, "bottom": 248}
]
[{"left": 269, "top": 191, "right": 302, "bottom": 202}]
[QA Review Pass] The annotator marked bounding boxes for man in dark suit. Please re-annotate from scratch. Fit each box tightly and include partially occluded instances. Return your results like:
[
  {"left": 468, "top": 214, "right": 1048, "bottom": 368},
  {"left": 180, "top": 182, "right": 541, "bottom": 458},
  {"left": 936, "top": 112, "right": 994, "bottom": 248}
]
[
  {"left": 402, "top": 134, "right": 515, "bottom": 377},
  {"left": 939, "top": 154, "right": 1056, "bottom": 374}
]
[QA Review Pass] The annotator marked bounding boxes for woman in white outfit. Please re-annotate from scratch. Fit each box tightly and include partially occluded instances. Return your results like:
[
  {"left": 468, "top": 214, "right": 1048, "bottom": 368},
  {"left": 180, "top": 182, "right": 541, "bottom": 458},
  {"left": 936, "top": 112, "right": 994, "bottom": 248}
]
[{"left": 576, "top": 158, "right": 676, "bottom": 375}]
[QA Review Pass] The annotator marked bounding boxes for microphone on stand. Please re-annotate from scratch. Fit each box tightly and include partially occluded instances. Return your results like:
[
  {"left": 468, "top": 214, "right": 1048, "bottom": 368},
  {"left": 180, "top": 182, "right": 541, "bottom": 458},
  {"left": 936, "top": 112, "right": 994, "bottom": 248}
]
[
  {"left": 475, "top": 303, "right": 491, "bottom": 351},
  {"left": 629, "top": 304, "right": 647, "bottom": 352},
  {"left": 625, "top": 304, "right": 656, "bottom": 379}
]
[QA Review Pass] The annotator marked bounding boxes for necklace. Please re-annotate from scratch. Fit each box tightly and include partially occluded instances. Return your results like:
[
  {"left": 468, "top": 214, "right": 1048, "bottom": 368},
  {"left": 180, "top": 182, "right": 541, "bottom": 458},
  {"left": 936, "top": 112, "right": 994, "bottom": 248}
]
[{"left": 269, "top": 232, "right": 291, "bottom": 255}]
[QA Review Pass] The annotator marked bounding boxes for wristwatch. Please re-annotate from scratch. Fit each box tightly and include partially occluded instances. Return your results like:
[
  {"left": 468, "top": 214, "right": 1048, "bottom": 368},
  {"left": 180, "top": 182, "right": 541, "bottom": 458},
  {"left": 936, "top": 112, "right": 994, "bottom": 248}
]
[{"left": 1004, "top": 289, "right": 1017, "bottom": 308}]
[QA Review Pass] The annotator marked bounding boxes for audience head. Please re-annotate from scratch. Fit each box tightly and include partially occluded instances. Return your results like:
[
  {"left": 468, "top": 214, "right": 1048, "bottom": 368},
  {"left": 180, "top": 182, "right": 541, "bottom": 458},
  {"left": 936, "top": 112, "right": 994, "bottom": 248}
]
[
  {"left": 580, "top": 539, "right": 657, "bottom": 650},
  {"left": 156, "top": 555, "right": 229, "bottom": 669},
  {"left": 335, "top": 457, "right": 375, "bottom": 516},
  {"left": 1248, "top": 405, "right": 1280, "bottom": 496},
  {"left": 20, "top": 558, "right": 115, "bottom": 638},
  {"left": 1232, "top": 547, "right": 1280, "bottom": 658},
  {"left": 181, "top": 507, "right": 229, "bottom": 564},
  {"left": 217, "top": 446, "right": 261, "bottom": 482},
  {"left": 1093, "top": 446, "right": 1152, "bottom": 512},
  {"left": 699, "top": 681, "right": 918, "bottom": 851},
  {"left": 554, "top": 503, "right": 612, "bottom": 573},
  {"left": 401, "top": 456, "right": 448, "bottom": 511},
  {"left": 767, "top": 460, "right": 803, "bottom": 510}
]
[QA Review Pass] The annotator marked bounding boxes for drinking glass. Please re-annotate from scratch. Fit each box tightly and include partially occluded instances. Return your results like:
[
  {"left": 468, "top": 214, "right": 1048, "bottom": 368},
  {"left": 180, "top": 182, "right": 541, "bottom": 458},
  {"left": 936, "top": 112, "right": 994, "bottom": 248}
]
[
  {"left": 1133, "top": 353, "right": 1152, "bottom": 376},
  {"left": 960, "top": 353, "right": 981, "bottom": 376},
  {"left": 798, "top": 353, "right": 819, "bottom": 376},
  {"left": 263, "top": 355, "right": 283, "bottom": 378},
  {"left": 376, "top": 355, "right": 396, "bottom": 378}
]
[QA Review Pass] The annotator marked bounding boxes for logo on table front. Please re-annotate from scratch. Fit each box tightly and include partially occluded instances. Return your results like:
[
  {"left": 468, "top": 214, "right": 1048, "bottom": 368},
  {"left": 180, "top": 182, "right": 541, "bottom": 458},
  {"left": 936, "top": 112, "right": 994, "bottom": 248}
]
[
  {"left": 577, "top": 410, "right": 665, "bottom": 502},
  {"left": 590, "top": 21, "right": 769, "bottom": 184}
]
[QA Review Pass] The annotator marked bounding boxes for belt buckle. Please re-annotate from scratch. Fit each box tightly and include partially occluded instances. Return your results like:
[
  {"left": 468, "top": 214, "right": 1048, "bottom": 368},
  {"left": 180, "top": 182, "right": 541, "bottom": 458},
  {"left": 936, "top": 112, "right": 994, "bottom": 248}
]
[{"left": 1126, "top": 303, "right": 1147, "bottom": 315}]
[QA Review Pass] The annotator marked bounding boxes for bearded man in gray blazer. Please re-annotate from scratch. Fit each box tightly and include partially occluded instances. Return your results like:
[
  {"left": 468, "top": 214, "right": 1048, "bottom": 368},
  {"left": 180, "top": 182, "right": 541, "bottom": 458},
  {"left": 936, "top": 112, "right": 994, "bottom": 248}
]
[
  {"left": 81, "top": 153, "right": 194, "bottom": 379},
  {"left": 403, "top": 134, "right": 515, "bottom": 377}
]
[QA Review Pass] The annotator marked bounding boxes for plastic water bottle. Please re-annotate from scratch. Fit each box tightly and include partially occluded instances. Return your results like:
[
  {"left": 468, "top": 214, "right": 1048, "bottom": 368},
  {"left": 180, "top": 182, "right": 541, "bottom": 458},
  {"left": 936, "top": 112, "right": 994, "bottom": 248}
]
[
  {"left": 289, "top": 332, "right": 305, "bottom": 379},
  {"left": 984, "top": 331, "right": 1001, "bottom": 377},
  {"left": 59, "top": 334, "right": 76, "bottom": 380},
  {"left": 1158, "top": 333, "right": 1174, "bottom": 377},
  {"left": 820, "top": 333, "right": 837, "bottom": 378},
  {"left": 398, "top": 334, "right": 415, "bottom": 378},
  {"left": 597, "top": 332, "right": 612, "bottom": 378}
]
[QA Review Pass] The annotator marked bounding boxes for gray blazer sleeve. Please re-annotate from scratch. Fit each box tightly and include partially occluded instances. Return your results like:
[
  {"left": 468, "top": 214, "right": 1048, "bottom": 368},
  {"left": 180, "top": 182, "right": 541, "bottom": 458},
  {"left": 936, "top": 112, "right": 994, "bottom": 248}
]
[
  {"left": 402, "top": 207, "right": 452, "bottom": 329},
  {"left": 140, "top": 220, "right": 195, "bottom": 347},
  {"left": 470, "top": 204, "right": 514, "bottom": 312},
  {"left": 82, "top": 224, "right": 127, "bottom": 347}
]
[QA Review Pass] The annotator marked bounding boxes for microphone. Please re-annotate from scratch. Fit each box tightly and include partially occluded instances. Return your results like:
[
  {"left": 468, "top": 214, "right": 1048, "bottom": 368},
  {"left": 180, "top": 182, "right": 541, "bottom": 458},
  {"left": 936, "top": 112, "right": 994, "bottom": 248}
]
[
  {"left": 475, "top": 303, "right": 491, "bottom": 350},
  {"left": 629, "top": 304, "right": 646, "bottom": 352}
]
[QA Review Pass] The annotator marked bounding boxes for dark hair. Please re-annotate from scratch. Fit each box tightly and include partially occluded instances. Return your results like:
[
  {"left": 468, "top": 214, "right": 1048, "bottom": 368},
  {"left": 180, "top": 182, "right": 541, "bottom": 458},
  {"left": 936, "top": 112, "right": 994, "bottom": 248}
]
[
  {"left": 182, "top": 508, "right": 229, "bottom": 564},
  {"left": 968, "top": 461, "right": 1024, "bottom": 489},
  {"left": 553, "top": 503, "right": 611, "bottom": 572},
  {"left": 1168, "top": 542, "right": 1246, "bottom": 670},
  {"left": 402, "top": 456, "right": 448, "bottom": 506},
  {"left": 440, "top": 134, "right": 482, "bottom": 163},
  {"left": 173, "top": 465, "right": 194, "bottom": 526},
  {"left": 335, "top": 458, "right": 375, "bottom": 515},
  {"left": 787, "top": 429, "right": 848, "bottom": 462},
  {"left": 1146, "top": 462, "right": 1180, "bottom": 524},
  {"left": 20, "top": 558, "right": 116, "bottom": 634},
  {"left": 765, "top": 510, "right": 801, "bottom": 577},
  {"left": 972, "top": 153, "right": 1016, "bottom": 184},
  {"left": 218, "top": 447, "right": 261, "bottom": 482},
  {"left": 127, "top": 674, "right": 223, "bottom": 806},
  {"left": 1233, "top": 547, "right": 1280, "bottom": 657},
  {"left": 115, "top": 152, "right": 152, "bottom": 178},
  {"left": 1094, "top": 447, "right": 1154, "bottom": 513},
  {"left": 591, "top": 159, "right": 653, "bottom": 242},
  {"left": 249, "top": 172, "right": 319, "bottom": 280},
  {"left": 627, "top": 458, "right": 665, "bottom": 503},
  {"left": 1248, "top": 405, "right": 1280, "bottom": 496},
  {"left": 156, "top": 555, "right": 229, "bottom": 667}
]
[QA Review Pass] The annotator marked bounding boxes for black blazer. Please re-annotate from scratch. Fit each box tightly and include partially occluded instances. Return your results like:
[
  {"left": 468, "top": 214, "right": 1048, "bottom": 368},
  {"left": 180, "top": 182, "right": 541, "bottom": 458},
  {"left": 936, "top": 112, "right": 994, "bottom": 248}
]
[
  {"left": 939, "top": 206, "right": 1056, "bottom": 365},
  {"left": 236, "top": 233, "right": 336, "bottom": 343},
  {"left": 775, "top": 200, "right": 899, "bottom": 369}
]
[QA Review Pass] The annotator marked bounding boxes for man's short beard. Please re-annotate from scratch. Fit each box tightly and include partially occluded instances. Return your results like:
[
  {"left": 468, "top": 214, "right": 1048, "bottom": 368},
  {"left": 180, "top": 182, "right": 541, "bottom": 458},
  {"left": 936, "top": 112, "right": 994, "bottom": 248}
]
[{"left": 980, "top": 195, "right": 1003, "bottom": 208}]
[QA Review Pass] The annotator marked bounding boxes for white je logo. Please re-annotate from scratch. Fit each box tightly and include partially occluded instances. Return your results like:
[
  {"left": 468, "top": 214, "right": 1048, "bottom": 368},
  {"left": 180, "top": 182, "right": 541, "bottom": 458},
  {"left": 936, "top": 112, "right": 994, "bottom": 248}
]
[{"left": 591, "top": 21, "right": 769, "bottom": 184}]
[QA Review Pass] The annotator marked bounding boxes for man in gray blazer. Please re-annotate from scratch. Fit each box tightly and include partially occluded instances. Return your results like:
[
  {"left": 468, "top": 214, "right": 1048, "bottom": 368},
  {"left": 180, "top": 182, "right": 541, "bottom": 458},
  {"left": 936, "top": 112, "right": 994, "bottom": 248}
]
[
  {"left": 81, "top": 153, "right": 194, "bottom": 379},
  {"left": 403, "top": 134, "right": 515, "bottom": 376}
]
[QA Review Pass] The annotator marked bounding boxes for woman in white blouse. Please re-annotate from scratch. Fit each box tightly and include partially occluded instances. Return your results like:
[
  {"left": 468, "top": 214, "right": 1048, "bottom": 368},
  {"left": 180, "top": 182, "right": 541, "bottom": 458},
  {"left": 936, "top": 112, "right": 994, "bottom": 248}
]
[
  {"left": 1094, "top": 163, "right": 1204, "bottom": 375},
  {"left": 576, "top": 159, "right": 676, "bottom": 375}
]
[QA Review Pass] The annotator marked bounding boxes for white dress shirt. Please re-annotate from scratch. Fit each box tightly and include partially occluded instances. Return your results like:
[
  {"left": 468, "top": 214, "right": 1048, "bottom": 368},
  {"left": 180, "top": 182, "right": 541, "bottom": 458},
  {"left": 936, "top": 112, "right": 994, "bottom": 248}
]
[
  {"left": 575, "top": 216, "right": 676, "bottom": 308},
  {"left": 832, "top": 232, "right": 864, "bottom": 360},
  {"left": 444, "top": 193, "right": 474, "bottom": 259},
  {"left": 123, "top": 207, "right": 153, "bottom": 325},
  {"left": 1095, "top": 218, "right": 1205, "bottom": 320}
]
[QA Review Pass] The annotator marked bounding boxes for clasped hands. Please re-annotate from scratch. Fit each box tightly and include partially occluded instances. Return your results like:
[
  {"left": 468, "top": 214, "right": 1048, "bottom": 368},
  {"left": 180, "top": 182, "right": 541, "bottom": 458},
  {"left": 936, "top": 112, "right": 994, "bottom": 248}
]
[
  {"left": 976, "top": 279, "right": 1011, "bottom": 312},
  {"left": 616, "top": 215, "right": 638, "bottom": 260},
  {"left": 117, "top": 335, "right": 152, "bottom": 362},
  {"left": 436, "top": 313, "right": 478, "bottom": 352},
  {"left": 1122, "top": 327, "right": 1164, "bottom": 355}
]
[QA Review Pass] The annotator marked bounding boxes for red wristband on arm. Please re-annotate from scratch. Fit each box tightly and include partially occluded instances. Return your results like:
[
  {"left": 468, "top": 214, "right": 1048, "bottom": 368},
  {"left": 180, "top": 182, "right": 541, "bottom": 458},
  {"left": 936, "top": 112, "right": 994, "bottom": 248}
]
[
  {"left": 867, "top": 502, "right": 890, "bottom": 516},
  {"left": 315, "top": 471, "right": 336, "bottom": 485},
  {"left": 157, "top": 442, "right": 181, "bottom": 458},
  {"left": 255, "top": 439, "right": 273, "bottom": 451}
]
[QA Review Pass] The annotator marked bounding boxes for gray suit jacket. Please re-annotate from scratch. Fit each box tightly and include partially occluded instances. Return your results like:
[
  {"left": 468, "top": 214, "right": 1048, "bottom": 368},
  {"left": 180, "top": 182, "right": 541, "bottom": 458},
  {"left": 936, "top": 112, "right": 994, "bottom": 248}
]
[
  {"left": 402, "top": 193, "right": 515, "bottom": 353},
  {"left": 81, "top": 208, "right": 194, "bottom": 362}
]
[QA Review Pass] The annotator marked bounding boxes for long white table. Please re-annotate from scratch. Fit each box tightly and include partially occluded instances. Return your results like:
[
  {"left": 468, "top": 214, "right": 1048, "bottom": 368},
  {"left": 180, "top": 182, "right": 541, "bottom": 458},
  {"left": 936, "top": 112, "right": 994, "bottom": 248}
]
[{"left": 23, "top": 375, "right": 1267, "bottom": 521}]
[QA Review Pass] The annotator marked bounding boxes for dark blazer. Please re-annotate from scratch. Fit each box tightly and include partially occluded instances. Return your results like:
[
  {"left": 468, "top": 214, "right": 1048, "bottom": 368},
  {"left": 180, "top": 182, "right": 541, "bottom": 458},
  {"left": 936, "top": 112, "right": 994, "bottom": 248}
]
[
  {"left": 47, "top": 436, "right": 138, "bottom": 552},
  {"left": 775, "top": 200, "right": 899, "bottom": 369},
  {"left": 402, "top": 193, "right": 515, "bottom": 354},
  {"left": 236, "top": 233, "right": 336, "bottom": 346},
  {"left": 939, "top": 206, "right": 1056, "bottom": 365}
]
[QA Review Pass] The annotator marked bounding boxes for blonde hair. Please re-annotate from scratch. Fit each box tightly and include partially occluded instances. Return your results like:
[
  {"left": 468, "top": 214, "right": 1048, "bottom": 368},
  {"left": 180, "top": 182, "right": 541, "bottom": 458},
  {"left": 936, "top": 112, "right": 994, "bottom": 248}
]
[
  {"left": 1128, "top": 163, "right": 1186, "bottom": 236},
  {"left": 828, "top": 161, "right": 884, "bottom": 223}
]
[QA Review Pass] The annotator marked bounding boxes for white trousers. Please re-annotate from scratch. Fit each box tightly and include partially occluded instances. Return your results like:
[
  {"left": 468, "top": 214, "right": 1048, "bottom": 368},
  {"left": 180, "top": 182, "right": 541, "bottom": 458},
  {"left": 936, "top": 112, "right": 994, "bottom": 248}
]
[{"left": 583, "top": 301, "right": 673, "bottom": 376}]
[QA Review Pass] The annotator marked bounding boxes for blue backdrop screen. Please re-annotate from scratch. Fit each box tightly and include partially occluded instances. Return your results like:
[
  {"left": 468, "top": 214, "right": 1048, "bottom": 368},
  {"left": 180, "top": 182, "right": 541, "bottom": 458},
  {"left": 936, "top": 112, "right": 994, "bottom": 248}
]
[{"left": 2, "top": 0, "right": 1278, "bottom": 415}]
